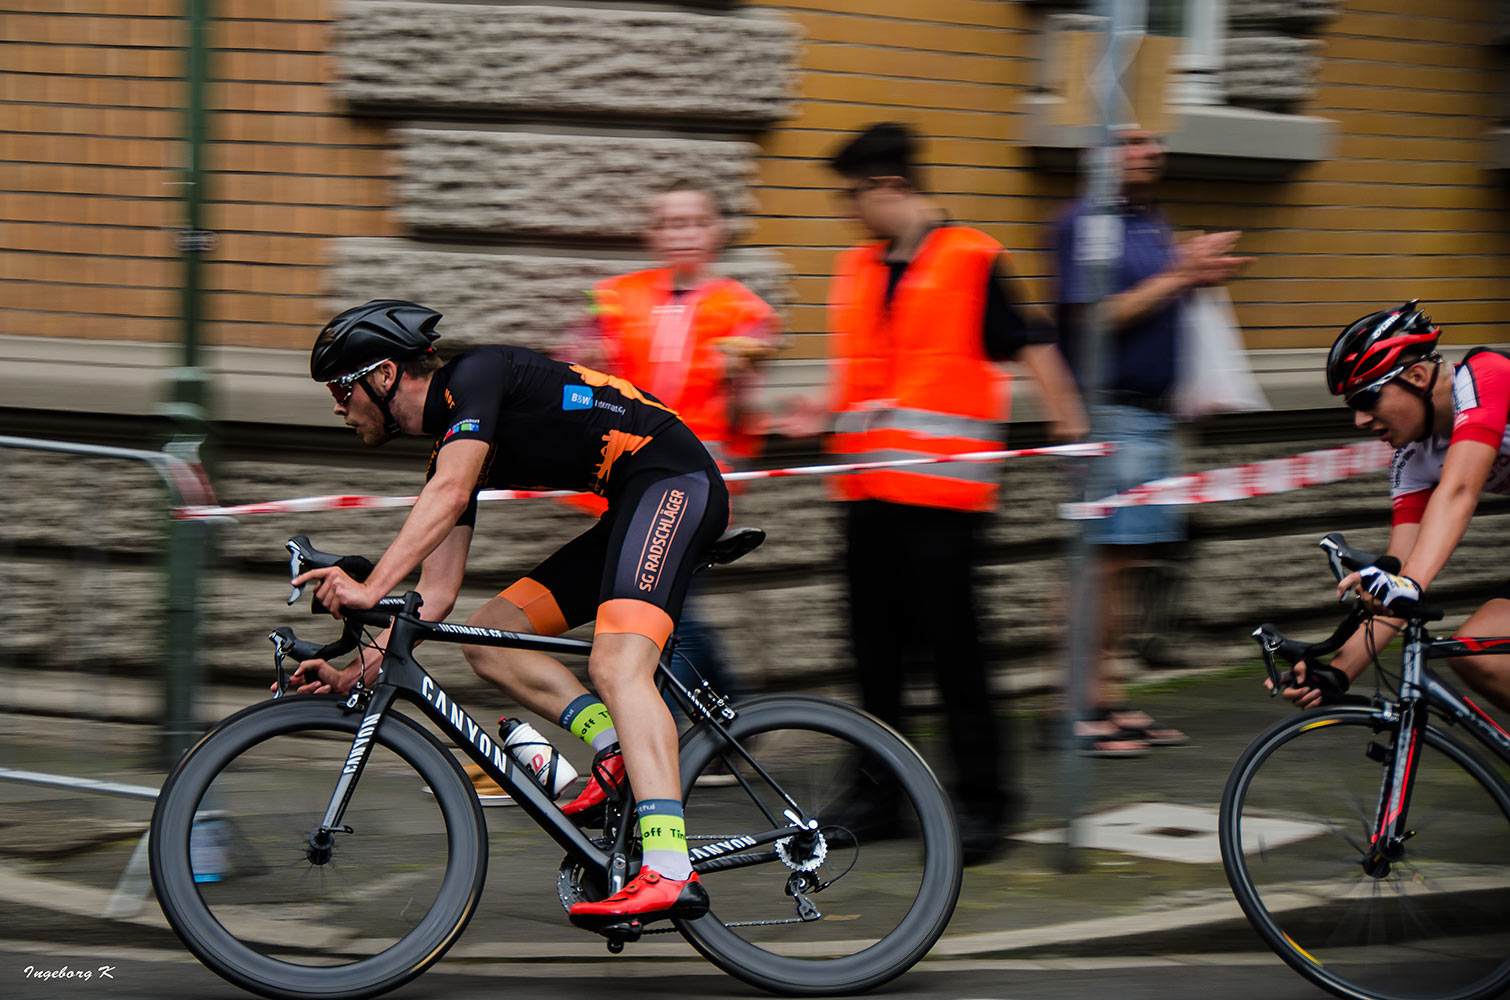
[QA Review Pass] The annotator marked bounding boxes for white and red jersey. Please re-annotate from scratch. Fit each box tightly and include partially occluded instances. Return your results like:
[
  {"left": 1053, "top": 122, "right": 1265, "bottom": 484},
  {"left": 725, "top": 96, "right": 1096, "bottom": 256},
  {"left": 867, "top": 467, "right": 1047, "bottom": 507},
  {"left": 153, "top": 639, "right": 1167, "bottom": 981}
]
[{"left": 1390, "top": 348, "right": 1510, "bottom": 525}]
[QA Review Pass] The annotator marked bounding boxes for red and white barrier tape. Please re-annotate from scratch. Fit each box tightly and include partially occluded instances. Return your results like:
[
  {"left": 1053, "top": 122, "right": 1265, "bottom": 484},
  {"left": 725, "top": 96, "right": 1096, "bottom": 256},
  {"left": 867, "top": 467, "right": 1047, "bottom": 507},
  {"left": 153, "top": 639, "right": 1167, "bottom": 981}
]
[
  {"left": 170, "top": 441, "right": 1115, "bottom": 520},
  {"left": 1060, "top": 439, "right": 1393, "bottom": 520}
]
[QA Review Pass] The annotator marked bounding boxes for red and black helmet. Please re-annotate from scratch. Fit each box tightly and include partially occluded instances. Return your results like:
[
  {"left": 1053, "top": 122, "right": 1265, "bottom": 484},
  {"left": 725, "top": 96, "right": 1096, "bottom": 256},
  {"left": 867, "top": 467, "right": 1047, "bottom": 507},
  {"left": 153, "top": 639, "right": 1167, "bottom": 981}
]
[{"left": 1325, "top": 300, "right": 1441, "bottom": 398}]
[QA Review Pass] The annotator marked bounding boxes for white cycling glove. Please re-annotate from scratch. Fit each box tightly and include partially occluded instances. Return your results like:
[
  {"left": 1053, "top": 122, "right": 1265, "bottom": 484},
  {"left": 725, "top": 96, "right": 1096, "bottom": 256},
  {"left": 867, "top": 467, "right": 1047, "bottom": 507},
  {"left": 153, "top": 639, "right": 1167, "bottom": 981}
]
[{"left": 1358, "top": 565, "right": 1422, "bottom": 609}]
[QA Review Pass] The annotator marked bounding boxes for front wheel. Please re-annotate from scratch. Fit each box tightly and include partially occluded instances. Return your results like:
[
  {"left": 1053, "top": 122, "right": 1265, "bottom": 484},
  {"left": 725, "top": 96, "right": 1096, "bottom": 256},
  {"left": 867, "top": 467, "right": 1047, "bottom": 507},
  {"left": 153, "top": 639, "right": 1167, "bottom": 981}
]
[
  {"left": 675, "top": 695, "right": 962, "bottom": 996},
  {"left": 1219, "top": 704, "right": 1510, "bottom": 1000},
  {"left": 149, "top": 696, "right": 488, "bottom": 1000}
]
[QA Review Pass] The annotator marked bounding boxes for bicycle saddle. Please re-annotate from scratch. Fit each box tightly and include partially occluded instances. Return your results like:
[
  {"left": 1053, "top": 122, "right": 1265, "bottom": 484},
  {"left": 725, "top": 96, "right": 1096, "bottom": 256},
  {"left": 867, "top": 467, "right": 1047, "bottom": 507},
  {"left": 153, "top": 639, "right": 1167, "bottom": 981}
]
[{"left": 707, "top": 527, "right": 765, "bottom": 566}]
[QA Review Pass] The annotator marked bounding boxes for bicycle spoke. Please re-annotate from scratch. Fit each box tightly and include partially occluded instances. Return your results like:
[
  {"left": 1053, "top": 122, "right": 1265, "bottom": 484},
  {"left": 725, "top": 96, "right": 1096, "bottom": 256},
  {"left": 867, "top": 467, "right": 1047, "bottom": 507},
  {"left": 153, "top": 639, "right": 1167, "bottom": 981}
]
[{"left": 1224, "top": 710, "right": 1510, "bottom": 1000}]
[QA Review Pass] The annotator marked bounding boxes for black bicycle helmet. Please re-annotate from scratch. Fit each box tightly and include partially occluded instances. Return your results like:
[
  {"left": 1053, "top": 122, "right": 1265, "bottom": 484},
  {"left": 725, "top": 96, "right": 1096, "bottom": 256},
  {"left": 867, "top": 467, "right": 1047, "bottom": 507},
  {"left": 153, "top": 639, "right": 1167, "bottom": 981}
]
[
  {"left": 310, "top": 299, "right": 442, "bottom": 382},
  {"left": 1325, "top": 300, "right": 1440, "bottom": 398}
]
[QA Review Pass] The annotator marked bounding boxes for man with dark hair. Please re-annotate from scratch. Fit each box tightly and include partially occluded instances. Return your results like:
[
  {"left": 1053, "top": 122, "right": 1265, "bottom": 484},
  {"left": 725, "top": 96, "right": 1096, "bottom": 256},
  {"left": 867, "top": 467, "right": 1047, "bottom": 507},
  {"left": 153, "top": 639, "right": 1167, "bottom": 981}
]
[
  {"left": 287, "top": 299, "right": 727, "bottom": 929},
  {"left": 820, "top": 121, "right": 1087, "bottom": 864}
]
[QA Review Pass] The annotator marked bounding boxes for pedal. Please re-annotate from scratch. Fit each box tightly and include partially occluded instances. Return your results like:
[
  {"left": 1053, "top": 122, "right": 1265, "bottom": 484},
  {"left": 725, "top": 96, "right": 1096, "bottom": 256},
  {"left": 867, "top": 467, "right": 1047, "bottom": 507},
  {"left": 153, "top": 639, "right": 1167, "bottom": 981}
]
[{"left": 601, "top": 920, "right": 642, "bottom": 954}]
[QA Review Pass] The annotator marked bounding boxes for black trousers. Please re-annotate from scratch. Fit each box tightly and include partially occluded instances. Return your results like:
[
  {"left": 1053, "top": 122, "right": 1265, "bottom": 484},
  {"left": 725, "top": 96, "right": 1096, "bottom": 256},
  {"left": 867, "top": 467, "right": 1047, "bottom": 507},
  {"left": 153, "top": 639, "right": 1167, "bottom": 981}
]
[{"left": 843, "top": 500, "right": 1007, "bottom": 823}]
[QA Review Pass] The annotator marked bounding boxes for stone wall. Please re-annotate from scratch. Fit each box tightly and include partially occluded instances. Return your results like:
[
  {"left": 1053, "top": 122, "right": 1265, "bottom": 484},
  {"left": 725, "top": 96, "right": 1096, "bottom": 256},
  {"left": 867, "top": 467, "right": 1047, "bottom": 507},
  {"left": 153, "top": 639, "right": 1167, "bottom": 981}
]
[
  {"left": 9, "top": 416, "right": 1510, "bottom": 724},
  {"left": 329, "top": 0, "right": 799, "bottom": 355}
]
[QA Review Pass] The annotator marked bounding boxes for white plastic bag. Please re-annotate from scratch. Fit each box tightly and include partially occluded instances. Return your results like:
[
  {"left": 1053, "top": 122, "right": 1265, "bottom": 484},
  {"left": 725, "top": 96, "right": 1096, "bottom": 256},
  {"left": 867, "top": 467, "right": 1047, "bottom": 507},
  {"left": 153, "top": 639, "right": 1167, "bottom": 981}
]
[{"left": 1173, "top": 286, "right": 1269, "bottom": 419}]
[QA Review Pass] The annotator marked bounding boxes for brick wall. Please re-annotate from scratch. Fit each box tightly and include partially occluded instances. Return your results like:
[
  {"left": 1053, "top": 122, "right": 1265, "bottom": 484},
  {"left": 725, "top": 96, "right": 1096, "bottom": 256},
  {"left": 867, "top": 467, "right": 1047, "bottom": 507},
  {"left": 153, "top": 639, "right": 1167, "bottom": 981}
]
[
  {"left": 5, "top": 0, "right": 1505, "bottom": 364},
  {"left": 1, "top": 0, "right": 395, "bottom": 349},
  {"left": 748, "top": 0, "right": 1510, "bottom": 363}
]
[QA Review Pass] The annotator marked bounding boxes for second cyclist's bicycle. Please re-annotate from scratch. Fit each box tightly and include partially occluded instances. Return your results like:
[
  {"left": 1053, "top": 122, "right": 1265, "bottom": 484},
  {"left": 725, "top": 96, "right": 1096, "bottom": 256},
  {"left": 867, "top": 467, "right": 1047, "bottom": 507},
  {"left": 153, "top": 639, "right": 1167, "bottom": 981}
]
[
  {"left": 149, "top": 530, "right": 962, "bottom": 1000},
  {"left": 1220, "top": 533, "right": 1510, "bottom": 1000}
]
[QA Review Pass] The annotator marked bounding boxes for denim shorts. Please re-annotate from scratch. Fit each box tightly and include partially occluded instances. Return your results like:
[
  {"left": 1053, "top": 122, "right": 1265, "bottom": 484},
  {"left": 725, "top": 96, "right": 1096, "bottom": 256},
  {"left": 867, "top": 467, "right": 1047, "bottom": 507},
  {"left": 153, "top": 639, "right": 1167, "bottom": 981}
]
[{"left": 1084, "top": 404, "right": 1185, "bottom": 545}]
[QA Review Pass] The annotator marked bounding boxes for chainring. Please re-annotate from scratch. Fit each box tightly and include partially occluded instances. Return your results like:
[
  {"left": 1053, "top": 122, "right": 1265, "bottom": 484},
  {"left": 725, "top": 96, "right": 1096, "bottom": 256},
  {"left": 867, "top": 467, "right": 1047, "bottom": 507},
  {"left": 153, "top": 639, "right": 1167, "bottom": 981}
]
[{"left": 556, "top": 840, "right": 612, "bottom": 913}]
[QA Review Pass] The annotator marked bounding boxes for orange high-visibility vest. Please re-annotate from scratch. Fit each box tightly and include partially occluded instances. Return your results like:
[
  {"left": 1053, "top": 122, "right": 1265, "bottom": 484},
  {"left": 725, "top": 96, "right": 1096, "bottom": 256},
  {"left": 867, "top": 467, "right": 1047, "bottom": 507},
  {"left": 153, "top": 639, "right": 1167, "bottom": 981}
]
[
  {"left": 592, "top": 268, "right": 777, "bottom": 467},
  {"left": 826, "top": 226, "right": 1009, "bottom": 513}
]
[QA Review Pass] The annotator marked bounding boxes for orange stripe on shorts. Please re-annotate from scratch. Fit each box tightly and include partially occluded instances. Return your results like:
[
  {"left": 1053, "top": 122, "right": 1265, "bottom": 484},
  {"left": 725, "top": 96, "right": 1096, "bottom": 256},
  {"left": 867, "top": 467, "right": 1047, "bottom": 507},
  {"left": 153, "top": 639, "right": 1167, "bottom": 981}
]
[
  {"left": 594, "top": 598, "right": 674, "bottom": 651},
  {"left": 499, "top": 577, "right": 569, "bottom": 636}
]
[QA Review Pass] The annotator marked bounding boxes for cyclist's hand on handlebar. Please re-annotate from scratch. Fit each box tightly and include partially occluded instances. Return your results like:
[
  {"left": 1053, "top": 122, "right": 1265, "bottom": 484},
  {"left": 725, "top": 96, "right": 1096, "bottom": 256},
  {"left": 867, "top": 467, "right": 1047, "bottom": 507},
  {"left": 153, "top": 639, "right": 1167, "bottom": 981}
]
[
  {"left": 275, "top": 657, "right": 360, "bottom": 696},
  {"left": 1339, "top": 565, "right": 1423, "bottom": 614},
  {"left": 292, "top": 566, "right": 374, "bottom": 619},
  {"left": 1266, "top": 659, "right": 1353, "bottom": 710}
]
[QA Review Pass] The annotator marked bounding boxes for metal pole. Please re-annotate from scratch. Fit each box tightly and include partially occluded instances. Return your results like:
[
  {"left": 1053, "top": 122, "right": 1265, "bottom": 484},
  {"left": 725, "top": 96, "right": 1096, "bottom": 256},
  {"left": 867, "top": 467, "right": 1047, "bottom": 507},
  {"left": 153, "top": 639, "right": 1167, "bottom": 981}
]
[
  {"left": 1059, "top": 0, "right": 1145, "bottom": 873},
  {"left": 163, "top": 0, "right": 215, "bottom": 768}
]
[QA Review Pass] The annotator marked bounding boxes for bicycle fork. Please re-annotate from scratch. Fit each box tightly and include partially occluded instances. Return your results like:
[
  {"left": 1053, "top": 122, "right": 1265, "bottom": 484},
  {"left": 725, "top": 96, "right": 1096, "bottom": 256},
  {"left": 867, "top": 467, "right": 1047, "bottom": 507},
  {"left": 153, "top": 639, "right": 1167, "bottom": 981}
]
[
  {"left": 1363, "top": 635, "right": 1430, "bottom": 877},
  {"left": 308, "top": 686, "right": 398, "bottom": 865}
]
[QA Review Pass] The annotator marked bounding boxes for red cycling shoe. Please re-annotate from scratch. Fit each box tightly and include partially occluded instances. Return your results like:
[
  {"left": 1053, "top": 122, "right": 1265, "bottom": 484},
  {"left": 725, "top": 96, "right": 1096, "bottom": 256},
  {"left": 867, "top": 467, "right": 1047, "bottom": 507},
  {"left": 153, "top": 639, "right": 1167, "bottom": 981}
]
[
  {"left": 560, "top": 747, "right": 626, "bottom": 819},
  {"left": 568, "top": 868, "right": 709, "bottom": 930}
]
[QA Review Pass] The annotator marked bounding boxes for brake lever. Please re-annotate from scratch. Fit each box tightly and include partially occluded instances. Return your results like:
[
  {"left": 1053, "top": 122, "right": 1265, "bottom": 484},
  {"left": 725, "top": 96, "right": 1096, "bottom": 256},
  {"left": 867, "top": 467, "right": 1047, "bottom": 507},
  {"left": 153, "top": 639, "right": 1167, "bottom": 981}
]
[
  {"left": 286, "top": 540, "right": 306, "bottom": 606},
  {"left": 1252, "top": 626, "right": 1283, "bottom": 697}
]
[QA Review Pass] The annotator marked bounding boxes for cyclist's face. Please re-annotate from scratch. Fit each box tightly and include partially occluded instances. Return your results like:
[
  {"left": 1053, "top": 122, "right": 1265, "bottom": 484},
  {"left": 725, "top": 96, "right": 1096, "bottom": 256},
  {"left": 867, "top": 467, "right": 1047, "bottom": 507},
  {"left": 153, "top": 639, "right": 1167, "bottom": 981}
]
[
  {"left": 1350, "top": 368, "right": 1430, "bottom": 448},
  {"left": 331, "top": 367, "right": 393, "bottom": 446}
]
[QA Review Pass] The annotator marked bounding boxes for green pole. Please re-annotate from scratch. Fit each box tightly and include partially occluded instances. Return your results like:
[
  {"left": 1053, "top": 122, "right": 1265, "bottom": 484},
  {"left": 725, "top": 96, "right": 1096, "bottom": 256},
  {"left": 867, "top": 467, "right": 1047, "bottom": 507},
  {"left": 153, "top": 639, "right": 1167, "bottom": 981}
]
[{"left": 162, "top": 0, "right": 214, "bottom": 768}]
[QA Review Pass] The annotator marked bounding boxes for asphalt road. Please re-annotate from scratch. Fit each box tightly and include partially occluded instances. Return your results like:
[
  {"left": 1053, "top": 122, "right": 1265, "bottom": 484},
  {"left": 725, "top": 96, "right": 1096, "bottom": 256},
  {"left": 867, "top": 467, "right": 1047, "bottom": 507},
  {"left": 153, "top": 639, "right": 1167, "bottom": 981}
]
[{"left": 0, "top": 941, "right": 1328, "bottom": 1000}]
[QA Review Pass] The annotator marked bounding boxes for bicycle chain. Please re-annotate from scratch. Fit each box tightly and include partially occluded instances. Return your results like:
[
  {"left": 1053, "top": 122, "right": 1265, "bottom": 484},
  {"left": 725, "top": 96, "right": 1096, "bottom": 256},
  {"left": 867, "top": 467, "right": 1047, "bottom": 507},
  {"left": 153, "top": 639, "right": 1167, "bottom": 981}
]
[{"left": 639, "top": 917, "right": 811, "bottom": 934}]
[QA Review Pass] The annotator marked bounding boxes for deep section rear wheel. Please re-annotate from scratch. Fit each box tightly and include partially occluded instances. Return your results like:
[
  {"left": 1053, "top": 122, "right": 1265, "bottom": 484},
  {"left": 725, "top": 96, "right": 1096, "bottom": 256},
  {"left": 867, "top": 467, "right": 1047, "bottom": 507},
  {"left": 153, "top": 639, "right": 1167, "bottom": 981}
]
[
  {"left": 1219, "top": 705, "right": 1510, "bottom": 1000},
  {"left": 149, "top": 696, "right": 487, "bottom": 1000},
  {"left": 675, "top": 695, "right": 962, "bottom": 995}
]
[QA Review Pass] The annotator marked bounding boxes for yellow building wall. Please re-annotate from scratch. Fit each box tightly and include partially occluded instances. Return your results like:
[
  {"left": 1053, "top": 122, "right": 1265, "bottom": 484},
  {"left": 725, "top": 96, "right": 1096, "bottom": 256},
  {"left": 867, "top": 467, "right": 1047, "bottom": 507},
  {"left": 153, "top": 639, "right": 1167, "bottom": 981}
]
[
  {"left": 749, "top": 0, "right": 1510, "bottom": 359},
  {"left": 2, "top": 0, "right": 1506, "bottom": 359},
  {"left": 0, "top": 0, "right": 395, "bottom": 349}
]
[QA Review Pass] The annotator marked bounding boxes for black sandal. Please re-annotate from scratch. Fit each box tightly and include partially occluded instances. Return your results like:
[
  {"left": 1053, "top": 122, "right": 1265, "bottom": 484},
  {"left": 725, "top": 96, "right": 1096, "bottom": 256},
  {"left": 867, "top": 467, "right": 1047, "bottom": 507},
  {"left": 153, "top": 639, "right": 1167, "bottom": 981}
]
[
  {"left": 1074, "top": 711, "right": 1151, "bottom": 757},
  {"left": 1106, "top": 705, "right": 1188, "bottom": 746}
]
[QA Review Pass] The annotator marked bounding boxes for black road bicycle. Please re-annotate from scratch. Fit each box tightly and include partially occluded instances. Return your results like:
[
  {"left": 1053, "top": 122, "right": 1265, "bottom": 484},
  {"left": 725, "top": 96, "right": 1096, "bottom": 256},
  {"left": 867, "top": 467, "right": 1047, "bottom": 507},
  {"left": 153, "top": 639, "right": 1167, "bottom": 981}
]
[
  {"left": 1220, "top": 533, "right": 1510, "bottom": 1000},
  {"left": 148, "top": 530, "right": 962, "bottom": 1000}
]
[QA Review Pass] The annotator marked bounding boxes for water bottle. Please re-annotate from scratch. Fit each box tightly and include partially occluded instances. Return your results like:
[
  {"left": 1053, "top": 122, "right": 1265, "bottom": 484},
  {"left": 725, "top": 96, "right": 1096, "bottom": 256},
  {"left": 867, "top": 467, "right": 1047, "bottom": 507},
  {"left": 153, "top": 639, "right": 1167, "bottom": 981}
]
[
  {"left": 190, "top": 815, "right": 230, "bottom": 884},
  {"left": 499, "top": 717, "right": 578, "bottom": 800}
]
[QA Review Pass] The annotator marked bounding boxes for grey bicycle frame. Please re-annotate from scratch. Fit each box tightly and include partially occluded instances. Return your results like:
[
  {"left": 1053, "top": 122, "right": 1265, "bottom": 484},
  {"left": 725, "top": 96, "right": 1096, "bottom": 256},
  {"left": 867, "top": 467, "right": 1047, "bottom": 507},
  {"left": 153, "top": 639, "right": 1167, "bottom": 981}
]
[{"left": 1354, "top": 623, "right": 1510, "bottom": 856}]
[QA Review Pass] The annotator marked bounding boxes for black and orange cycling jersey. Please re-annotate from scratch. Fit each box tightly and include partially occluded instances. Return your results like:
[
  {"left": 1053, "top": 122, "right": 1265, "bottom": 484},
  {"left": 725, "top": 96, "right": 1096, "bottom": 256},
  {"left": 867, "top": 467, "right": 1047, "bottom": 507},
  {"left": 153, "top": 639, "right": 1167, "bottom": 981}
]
[
  {"left": 421, "top": 345, "right": 729, "bottom": 649},
  {"left": 421, "top": 346, "right": 685, "bottom": 526}
]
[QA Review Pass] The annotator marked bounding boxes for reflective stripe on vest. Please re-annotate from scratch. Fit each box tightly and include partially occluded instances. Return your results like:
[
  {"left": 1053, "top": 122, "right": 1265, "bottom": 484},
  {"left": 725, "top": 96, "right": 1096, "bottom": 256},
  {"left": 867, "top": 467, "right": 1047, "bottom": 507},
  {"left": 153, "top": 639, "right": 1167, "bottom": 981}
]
[
  {"left": 832, "top": 406, "right": 999, "bottom": 441},
  {"left": 826, "top": 227, "right": 1009, "bottom": 512}
]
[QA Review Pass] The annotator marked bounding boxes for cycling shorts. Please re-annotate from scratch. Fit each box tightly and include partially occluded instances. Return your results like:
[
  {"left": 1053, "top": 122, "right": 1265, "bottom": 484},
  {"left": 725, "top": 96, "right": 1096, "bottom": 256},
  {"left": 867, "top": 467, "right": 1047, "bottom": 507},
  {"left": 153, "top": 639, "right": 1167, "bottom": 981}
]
[{"left": 500, "top": 427, "right": 729, "bottom": 650}]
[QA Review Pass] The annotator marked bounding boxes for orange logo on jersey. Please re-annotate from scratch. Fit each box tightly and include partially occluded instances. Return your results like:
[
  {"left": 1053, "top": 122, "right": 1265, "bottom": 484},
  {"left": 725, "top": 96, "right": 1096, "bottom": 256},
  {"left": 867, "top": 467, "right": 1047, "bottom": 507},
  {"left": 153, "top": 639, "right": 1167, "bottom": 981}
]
[
  {"left": 445, "top": 388, "right": 456, "bottom": 409},
  {"left": 569, "top": 364, "right": 678, "bottom": 418},
  {"left": 593, "top": 430, "right": 653, "bottom": 488}
]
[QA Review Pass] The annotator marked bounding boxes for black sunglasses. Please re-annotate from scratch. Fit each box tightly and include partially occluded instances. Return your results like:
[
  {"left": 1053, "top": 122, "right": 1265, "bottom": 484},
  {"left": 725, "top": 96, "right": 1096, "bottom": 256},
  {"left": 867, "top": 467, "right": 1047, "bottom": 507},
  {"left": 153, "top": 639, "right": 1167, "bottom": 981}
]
[
  {"left": 325, "top": 358, "right": 388, "bottom": 407},
  {"left": 1344, "top": 355, "right": 1439, "bottom": 412}
]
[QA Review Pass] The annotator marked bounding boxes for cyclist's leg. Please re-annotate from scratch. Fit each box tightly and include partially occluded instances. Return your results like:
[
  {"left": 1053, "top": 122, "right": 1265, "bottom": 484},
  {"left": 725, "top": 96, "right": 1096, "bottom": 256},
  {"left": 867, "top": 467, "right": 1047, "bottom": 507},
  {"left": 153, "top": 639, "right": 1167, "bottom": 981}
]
[
  {"left": 570, "top": 461, "right": 728, "bottom": 925},
  {"left": 460, "top": 520, "right": 609, "bottom": 720},
  {"left": 1445, "top": 595, "right": 1510, "bottom": 712},
  {"left": 593, "top": 464, "right": 729, "bottom": 799}
]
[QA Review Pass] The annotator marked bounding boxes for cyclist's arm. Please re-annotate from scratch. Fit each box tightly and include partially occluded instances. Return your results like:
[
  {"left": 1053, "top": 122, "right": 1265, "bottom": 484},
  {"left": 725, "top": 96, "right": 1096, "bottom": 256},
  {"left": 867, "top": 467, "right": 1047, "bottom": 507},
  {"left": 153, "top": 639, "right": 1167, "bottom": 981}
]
[
  {"left": 1281, "top": 522, "right": 1417, "bottom": 708},
  {"left": 365, "top": 439, "right": 489, "bottom": 600},
  {"left": 1399, "top": 438, "right": 1497, "bottom": 590},
  {"left": 345, "top": 522, "right": 472, "bottom": 688},
  {"left": 288, "top": 499, "right": 478, "bottom": 696}
]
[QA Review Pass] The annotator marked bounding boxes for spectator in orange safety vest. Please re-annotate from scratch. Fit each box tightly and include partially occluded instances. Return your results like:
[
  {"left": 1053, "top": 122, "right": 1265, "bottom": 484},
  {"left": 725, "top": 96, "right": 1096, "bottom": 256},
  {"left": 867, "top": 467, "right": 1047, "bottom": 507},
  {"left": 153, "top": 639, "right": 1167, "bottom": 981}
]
[
  {"left": 780, "top": 122, "right": 1087, "bottom": 866},
  {"left": 558, "top": 178, "right": 783, "bottom": 728}
]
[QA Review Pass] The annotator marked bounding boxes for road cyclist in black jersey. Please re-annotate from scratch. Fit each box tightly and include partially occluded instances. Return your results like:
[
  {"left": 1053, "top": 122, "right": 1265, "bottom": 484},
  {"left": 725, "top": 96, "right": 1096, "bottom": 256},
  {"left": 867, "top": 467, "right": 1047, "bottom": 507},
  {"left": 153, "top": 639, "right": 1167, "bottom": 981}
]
[{"left": 288, "top": 299, "right": 729, "bottom": 928}]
